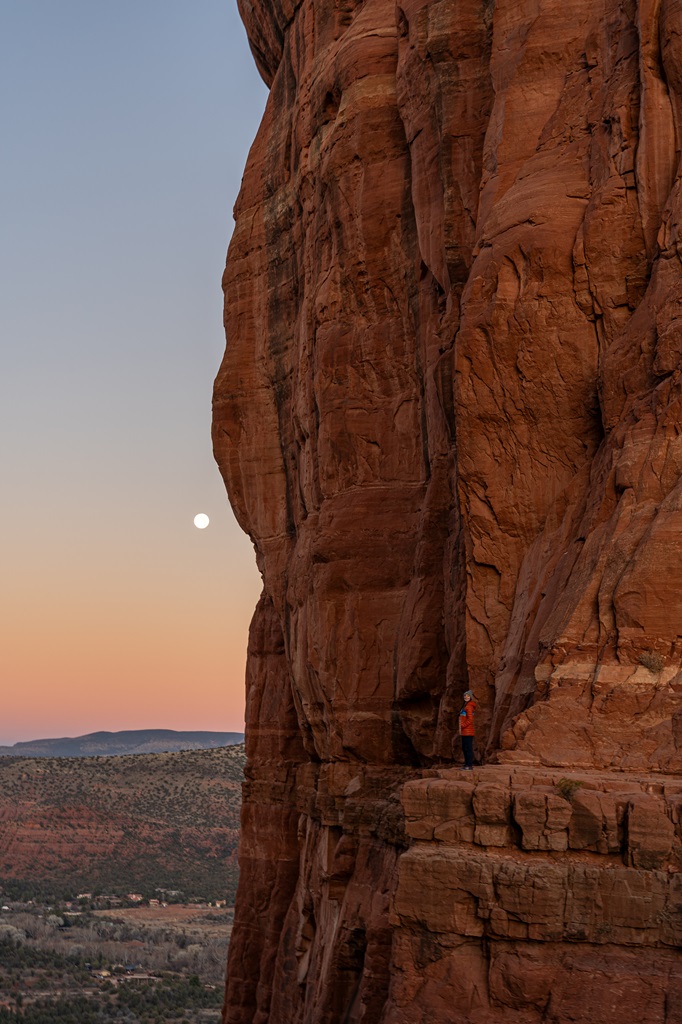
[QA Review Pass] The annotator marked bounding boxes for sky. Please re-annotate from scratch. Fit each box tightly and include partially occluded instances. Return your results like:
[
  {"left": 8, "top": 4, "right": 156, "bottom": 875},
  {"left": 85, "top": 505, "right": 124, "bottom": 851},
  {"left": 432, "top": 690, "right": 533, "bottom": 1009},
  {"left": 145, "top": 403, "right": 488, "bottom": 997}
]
[{"left": 0, "top": 1, "right": 268, "bottom": 744}]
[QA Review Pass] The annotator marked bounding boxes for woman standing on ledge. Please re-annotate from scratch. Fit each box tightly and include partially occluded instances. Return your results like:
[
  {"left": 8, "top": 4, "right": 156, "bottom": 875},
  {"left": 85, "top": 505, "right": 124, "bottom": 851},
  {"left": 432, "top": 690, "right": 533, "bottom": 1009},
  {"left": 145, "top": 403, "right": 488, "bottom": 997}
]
[{"left": 458, "top": 691, "right": 476, "bottom": 770}]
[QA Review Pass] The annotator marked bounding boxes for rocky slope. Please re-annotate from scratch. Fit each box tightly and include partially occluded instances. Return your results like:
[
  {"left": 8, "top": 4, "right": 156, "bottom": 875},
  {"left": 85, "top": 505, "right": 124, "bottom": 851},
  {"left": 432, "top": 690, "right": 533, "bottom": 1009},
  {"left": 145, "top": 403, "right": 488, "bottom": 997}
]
[
  {"left": 0, "top": 746, "right": 244, "bottom": 901},
  {"left": 212, "top": 0, "right": 682, "bottom": 1020}
]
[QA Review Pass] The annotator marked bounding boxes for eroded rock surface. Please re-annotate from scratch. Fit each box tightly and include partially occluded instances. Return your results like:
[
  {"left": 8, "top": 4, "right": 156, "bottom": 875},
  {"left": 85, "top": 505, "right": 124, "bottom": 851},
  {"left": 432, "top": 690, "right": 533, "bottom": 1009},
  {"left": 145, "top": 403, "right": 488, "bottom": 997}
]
[{"left": 213, "top": 0, "right": 682, "bottom": 1019}]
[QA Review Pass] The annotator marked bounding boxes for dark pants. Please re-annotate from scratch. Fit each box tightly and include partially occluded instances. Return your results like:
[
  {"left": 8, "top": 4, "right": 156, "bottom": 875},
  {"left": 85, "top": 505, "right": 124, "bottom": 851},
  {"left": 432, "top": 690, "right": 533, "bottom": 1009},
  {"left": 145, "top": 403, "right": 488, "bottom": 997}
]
[{"left": 461, "top": 735, "right": 474, "bottom": 768}]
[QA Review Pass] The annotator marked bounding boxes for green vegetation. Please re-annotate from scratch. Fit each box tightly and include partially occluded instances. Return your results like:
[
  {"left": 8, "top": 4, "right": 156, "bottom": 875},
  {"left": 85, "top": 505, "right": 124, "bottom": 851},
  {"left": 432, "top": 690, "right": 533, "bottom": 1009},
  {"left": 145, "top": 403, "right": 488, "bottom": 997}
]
[
  {"left": 556, "top": 778, "right": 583, "bottom": 801},
  {"left": 0, "top": 882, "right": 73, "bottom": 905},
  {"left": 0, "top": 975, "right": 222, "bottom": 1022},
  {"left": 0, "top": 998, "right": 105, "bottom": 1023},
  {"left": 118, "top": 976, "right": 222, "bottom": 1016},
  {"left": 0, "top": 924, "right": 225, "bottom": 1022},
  {"left": 0, "top": 936, "right": 91, "bottom": 973},
  {"left": 0, "top": 906, "right": 232, "bottom": 983}
]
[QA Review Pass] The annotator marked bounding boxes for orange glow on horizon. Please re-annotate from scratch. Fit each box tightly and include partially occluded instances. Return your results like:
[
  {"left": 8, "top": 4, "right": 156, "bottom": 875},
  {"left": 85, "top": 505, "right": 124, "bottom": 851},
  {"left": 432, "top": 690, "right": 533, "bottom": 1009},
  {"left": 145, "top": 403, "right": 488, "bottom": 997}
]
[{"left": 2, "top": 510, "right": 262, "bottom": 746}]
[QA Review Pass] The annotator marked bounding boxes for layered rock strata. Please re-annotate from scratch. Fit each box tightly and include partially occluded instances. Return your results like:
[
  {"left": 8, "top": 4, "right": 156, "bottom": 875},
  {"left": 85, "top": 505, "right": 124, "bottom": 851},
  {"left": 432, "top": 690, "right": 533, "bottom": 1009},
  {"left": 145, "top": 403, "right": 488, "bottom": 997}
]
[
  {"left": 213, "top": 0, "right": 682, "bottom": 1019},
  {"left": 394, "top": 767, "right": 682, "bottom": 1023}
]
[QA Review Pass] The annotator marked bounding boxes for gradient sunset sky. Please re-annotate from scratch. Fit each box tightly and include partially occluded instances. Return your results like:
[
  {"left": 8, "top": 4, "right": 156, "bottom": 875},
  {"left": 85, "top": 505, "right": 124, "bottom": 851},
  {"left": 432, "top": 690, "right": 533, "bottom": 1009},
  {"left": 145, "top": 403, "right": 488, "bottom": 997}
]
[{"left": 1, "top": 1, "right": 268, "bottom": 744}]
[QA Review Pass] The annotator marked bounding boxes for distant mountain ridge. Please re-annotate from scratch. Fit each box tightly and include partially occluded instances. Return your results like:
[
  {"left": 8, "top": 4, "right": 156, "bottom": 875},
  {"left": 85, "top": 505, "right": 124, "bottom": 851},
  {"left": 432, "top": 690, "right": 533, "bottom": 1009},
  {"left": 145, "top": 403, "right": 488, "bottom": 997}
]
[{"left": 0, "top": 729, "right": 244, "bottom": 758}]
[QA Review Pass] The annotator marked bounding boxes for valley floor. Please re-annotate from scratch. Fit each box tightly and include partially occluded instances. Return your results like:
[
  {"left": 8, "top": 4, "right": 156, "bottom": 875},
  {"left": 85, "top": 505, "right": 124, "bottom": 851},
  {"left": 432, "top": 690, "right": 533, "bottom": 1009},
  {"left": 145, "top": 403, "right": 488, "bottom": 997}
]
[{"left": 0, "top": 902, "right": 232, "bottom": 1023}]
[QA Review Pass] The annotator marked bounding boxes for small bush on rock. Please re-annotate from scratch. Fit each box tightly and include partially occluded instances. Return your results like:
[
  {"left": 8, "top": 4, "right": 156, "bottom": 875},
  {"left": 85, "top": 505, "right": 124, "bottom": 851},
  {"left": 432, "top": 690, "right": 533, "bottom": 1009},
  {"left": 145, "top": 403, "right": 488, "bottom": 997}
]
[
  {"left": 638, "top": 650, "right": 664, "bottom": 673},
  {"left": 556, "top": 778, "right": 583, "bottom": 801}
]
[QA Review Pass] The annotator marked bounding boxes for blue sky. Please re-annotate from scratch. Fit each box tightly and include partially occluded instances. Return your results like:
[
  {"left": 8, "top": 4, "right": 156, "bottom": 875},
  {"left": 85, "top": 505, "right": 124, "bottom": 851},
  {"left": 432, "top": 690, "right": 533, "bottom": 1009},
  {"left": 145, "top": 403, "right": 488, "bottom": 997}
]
[{"left": 0, "top": 0, "right": 268, "bottom": 742}]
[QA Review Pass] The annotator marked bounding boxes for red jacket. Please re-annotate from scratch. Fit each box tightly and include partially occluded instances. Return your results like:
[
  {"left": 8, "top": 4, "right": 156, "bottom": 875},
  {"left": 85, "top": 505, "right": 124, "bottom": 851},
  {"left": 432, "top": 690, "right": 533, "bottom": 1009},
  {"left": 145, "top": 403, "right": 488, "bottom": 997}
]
[{"left": 460, "top": 700, "right": 476, "bottom": 736}]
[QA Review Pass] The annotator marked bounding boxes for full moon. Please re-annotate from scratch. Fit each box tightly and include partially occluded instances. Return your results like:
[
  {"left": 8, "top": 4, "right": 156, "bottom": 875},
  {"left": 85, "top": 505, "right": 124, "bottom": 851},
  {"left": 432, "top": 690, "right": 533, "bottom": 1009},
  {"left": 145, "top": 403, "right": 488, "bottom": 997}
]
[{"left": 193, "top": 513, "right": 210, "bottom": 529}]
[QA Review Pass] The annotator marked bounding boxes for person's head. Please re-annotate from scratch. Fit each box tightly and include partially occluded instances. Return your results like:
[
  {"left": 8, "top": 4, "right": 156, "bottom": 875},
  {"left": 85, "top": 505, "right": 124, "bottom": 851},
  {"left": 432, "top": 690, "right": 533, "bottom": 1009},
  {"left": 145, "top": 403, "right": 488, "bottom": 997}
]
[{"left": 463, "top": 690, "right": 474, "bottom": 702}]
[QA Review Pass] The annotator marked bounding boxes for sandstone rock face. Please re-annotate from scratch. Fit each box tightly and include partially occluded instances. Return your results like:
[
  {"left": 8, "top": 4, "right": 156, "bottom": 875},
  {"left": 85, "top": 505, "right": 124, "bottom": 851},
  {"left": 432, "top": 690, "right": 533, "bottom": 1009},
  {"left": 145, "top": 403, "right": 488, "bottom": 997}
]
[
  {"left": 396, "top": 768, "right": 682, "bottom": 1023},
  {"left": 213, "top": 0, "right": 682, "bottom": 1019}
]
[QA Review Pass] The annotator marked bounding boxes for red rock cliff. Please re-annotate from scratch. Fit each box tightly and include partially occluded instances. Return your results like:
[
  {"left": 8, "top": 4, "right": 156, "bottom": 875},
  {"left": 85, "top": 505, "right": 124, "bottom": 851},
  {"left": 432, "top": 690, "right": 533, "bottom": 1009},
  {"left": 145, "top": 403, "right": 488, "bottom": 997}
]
[{"left": 213, "top": 0, "right": 682, "bottom": 1020}]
